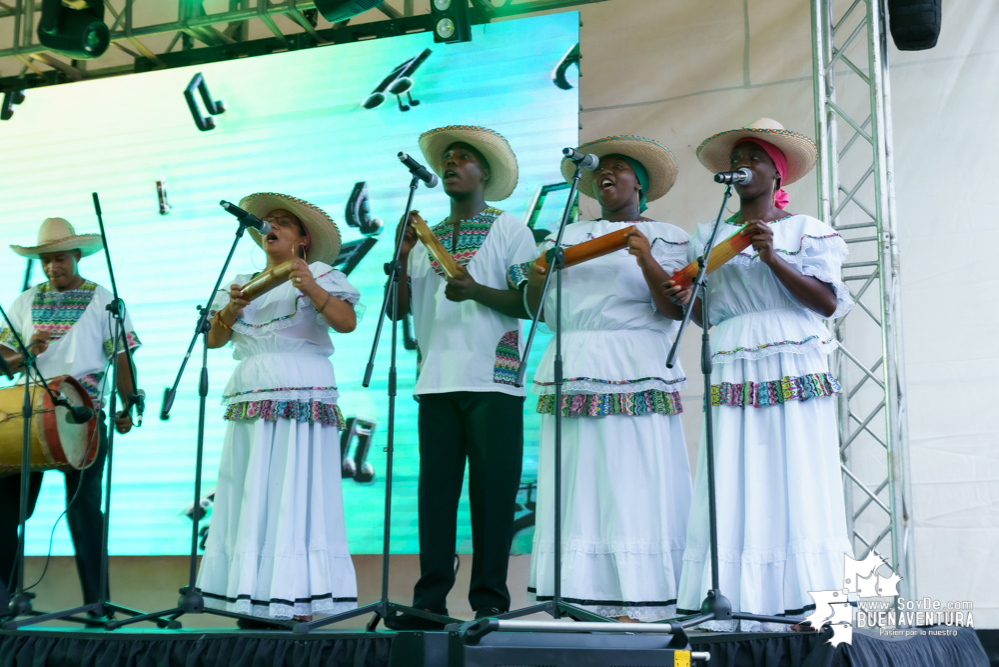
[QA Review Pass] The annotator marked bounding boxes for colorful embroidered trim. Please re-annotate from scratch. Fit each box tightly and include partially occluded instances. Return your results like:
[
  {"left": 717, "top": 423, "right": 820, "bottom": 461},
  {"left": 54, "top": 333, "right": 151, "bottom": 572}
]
[
  {"left": 428, "top": 207, "right": 503, "bottom": 278},
  {"left": 711, "top": 372, "right": 841, "bottom": 408},
  {"left": 493, "top": 330, "right": 520, "bottom": 385},
  {"left": 537, "top": 389, "right": 683, "bottom": 417},
  {"left": 102, "top": 331, "right": 141, "bottom": 357},
  {"left": 31, "top": 281, "right": 97, "bottom": 341},
  {"left": 222, "top": 385, "right": 338, "bottom": 400},
  {"left": 712, "top": 335, "right": 830, "bottom": 358},
  {"left": 507, "top": 261, "right": 532, "bottom": 290},
  {"left": 702, "top": 231, "right": 842, "bottom": 259},
  {"left": 534, "top": 375, "right": 686, "bottom": 388},
  {"left": 224, "top": 399, "right": 345, "bottom": 428},
  {"left": 77, "top": 373, "right": 104, "bottom": 400},
  {"left": 0, "top": 327, "right": 16, "bottom": 350}
]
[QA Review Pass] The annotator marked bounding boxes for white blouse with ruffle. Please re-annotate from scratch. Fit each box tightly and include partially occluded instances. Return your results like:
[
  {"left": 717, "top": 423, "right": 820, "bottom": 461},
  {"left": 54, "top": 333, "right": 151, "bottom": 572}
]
[
  {"left": 526, "top": 219, "right": 690, "bottom": 399},
  {"left": 210, "top": 262, "right": 361, "bottom": 407},
  {"left": 689, "top": 214, "right": 852, "bottom": 400}
]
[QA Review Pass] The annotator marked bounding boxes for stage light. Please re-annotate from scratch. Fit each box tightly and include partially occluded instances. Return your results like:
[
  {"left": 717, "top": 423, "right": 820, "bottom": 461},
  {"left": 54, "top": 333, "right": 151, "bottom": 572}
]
[
  {"left": 431, "top": 0, "right": 471, "bottom": 44},
  {"left": 314, "top": 0, "right": 385, "bottom": 23},
  {"left": 887, "top": 0, "right": 941, "bottom": 50},
  {"left": 37, "top": 0, "right": 110, "bottom": 59}
]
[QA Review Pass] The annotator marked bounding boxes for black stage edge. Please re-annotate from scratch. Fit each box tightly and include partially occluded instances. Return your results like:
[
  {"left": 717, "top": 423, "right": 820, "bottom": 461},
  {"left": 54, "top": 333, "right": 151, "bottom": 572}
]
[
  {"left": 0, "top": 625, "right": 989, "bottom": 666},
  {"left": 978, "top": 629, "right": 999, "bottom": 667},
  {"left": 0, "top": 628, "right": 391, "bottom": 667}
]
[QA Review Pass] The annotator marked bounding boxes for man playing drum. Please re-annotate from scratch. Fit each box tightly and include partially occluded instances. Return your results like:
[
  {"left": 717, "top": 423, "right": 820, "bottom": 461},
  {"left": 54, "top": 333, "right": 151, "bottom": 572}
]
[{"left": 0, "top": 217, "right": 139, "bottom": 612}]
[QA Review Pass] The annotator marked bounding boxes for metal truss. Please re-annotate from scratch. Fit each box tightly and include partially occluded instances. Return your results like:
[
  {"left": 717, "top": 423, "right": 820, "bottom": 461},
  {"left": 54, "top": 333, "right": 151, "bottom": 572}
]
[
  {"left": 0, "top": 0, "right": 601, "bottom": 92},
  {"left": 811, "top": 0, "right": 915, "bottom": 598}
]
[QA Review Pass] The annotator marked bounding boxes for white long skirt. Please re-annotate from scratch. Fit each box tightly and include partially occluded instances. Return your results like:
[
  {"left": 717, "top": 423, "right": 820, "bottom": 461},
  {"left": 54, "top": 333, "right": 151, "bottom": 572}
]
[
  {"left": 676, "top": 395, "right": 853, "bottom": 632},
  {"left": 529, "top": 412, "right": 691, "bottom": 621},
  {"left": 197, "top": 417, "right": 358, "bottom": 619}
]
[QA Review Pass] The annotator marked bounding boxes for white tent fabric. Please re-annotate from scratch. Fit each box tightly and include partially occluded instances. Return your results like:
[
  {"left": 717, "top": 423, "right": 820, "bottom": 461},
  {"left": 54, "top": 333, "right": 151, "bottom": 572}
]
[{"left": 569, "top": 0, "right": 999, "bottom": 628}]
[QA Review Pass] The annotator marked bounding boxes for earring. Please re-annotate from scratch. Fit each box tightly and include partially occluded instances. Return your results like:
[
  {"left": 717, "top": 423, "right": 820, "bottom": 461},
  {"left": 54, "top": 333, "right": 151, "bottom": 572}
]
[{"left": 250, "top": 243, "right": 266, "bottom": 271}]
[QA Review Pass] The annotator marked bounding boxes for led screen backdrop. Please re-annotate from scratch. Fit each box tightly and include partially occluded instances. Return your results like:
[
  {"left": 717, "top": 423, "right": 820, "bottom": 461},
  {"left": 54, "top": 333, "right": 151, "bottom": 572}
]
[{"left": 0, "top": 13, "right": 579, "bottom": 555}]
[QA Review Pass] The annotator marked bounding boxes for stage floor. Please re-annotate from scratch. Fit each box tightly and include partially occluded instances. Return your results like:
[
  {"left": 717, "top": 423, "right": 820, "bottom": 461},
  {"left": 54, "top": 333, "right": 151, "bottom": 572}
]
[{"left": 0, "top": 623, "right": 991, "bottom": 667}]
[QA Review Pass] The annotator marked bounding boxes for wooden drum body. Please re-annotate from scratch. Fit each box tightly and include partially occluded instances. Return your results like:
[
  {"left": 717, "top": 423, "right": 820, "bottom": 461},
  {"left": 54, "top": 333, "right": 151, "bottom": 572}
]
[{"left": 0, "top": 375, "right": 99, "bottom": 477}]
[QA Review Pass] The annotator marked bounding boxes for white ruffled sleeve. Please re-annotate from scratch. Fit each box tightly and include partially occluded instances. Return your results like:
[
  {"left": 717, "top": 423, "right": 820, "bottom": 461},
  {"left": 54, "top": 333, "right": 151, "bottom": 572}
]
[
  {"left": 650, "top": 236, "right": 690, "bottom": 273},
  {"left": 648, "top": 223, "right": 691, "bottom": 313},
  {"left": 313, "top": 265, "right": 365, "bottom": 324},
  {"left": 779, "top": 220, "right": 854, "bottom": 320}
]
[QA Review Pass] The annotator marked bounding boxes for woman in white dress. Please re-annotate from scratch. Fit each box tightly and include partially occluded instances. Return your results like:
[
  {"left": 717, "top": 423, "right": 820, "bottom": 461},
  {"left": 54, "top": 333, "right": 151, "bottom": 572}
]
[
  {"left": 196, "top": 192, "right": 361, "bottom": 625},
  {"left": 515, "top": 136, "right": 692, "bottom": 622},
  {"left": 671, "top": 119, "right": 854, "bottom": 631}
]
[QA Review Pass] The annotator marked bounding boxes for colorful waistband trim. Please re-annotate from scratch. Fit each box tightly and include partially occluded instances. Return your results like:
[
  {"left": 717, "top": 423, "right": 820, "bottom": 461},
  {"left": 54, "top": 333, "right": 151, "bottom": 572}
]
[
  {"left": 537, "top": 389, "right": 683, "bottom": 417},
  {"left": 713, "top": 335, "right": 830, "bottom": 358},
  {"left": 534, "top": 375, "right": 686, "bottom": 387},
  {"left": 711, "top": 373, "right": 841, "bottom": 408},
  {"left": 222, "top": 385, "right": 338, "bottom": 400},
  {"left": 224, "top": 400, "right": 345, "bottom": 428}
]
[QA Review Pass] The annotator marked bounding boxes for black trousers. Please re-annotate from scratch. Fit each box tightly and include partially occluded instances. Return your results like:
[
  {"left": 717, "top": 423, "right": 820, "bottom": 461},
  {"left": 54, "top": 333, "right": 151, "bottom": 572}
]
[
  {"left": 0, "top": 412, "right": 108, "bottom": 605},
  {"left": 414, "top": 391, "right": 524, "bottom": 613}
]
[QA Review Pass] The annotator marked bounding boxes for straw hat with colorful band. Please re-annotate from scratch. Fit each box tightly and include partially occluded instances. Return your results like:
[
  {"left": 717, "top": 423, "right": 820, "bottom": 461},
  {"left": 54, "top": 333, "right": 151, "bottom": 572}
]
[
  {"left": 695, "top": 118, "right": 817, "bottom": 186},
  {"left": 240, "top": 192, "right": 342, "bottom": 265},
  {"left": 11, "top": 218, "right": 103, "bottom": 259},
  {"left": 418, "top": 125, "right": 519, "bottom": 202},
  {"left": 560, "top": 135, "right": 679, "bottom": 203}
]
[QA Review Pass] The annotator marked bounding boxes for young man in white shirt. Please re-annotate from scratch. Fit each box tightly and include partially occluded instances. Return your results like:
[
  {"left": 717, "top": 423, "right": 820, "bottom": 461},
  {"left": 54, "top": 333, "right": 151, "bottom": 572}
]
[
  {"left": 389, "top": 126, "right": 537, "bottom": 628},
  {"left": 0, "top": 218, "right": 139, "bottom": 610}
]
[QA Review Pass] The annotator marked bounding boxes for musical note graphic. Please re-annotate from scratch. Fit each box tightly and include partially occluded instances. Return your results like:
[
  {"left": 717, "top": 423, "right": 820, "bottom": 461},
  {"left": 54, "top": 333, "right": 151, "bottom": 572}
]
[
  {"left": 184, "top": 73, "right": 225, "bottom": 131},
  {"left": 362, "top": 48, "right": 432, "bottom": 112},
  {"left": 552, "top": 42, "right": 580, "bottom": 90}
]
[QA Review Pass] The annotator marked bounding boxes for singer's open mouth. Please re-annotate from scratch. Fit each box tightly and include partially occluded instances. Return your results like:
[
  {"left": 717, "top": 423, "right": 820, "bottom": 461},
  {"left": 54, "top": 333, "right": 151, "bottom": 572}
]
[
  {"left": 266, "top": 231, "right": 278, "bottom": 243},
  {"left": 443, "top": 169, "right": 459, "bottom": 183}
]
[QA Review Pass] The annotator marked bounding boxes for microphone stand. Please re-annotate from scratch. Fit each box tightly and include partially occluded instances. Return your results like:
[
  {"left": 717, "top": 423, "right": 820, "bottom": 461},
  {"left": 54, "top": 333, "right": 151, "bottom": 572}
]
[
  {"left": 658, "top": 184, "right": 799, "bottom": 631},
  {"left": 0, "top": 301, "right": 65, "bottom": 625},
  {"left": 298, "top": 172, "right": 456, "bottom": 633},
  {"left": 107, "top": 204, "right": 295, "bottom": 630},
  {"left": 8, "top": 193, "right": 157, "bottom": 629},
  {"left": 495, "top": 160, "right": 610, "bottom": 625}
]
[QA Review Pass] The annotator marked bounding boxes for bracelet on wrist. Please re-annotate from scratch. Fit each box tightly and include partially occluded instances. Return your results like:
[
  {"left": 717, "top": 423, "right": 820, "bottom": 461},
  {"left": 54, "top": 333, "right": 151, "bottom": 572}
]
[
  {"left": 215, "top": 311, "right": 233, "bottom": 331},
  {"left": 317, "top": 291, "right": 333, "bottom": 315}
]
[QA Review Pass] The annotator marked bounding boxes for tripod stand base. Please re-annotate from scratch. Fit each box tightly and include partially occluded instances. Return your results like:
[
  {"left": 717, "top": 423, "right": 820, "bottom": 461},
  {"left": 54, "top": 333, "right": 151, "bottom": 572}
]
[
  {"left": 106, "top": 586, "right": 296, "bottom": 631},
  {"left": 294, "top": 600, "right": 459, "bottom": 634},
  {"left": 496, "top": 600, "right": 612, "bottom": 624},
  {"left": 666, "top": 589, "right": 802, "bottom": 630}
]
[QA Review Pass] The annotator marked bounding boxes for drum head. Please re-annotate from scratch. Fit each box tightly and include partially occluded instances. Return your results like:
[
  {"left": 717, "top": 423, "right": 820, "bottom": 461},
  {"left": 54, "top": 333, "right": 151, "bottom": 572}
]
[{"left": 48, "top": 377, "right": 99, "bottom": 470}]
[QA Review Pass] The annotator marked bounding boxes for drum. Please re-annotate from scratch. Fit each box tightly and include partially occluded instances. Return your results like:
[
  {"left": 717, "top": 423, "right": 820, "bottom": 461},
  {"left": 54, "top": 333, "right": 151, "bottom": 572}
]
[{"left": 0, "top": 375, "right": 99, "bottom": 477}]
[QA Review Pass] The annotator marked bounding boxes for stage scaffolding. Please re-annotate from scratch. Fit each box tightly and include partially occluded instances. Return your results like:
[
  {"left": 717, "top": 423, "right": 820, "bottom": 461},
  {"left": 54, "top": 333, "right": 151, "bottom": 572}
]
[
  {"left": 0, "top": 0, "right": 601, "bottom": 91},
  {"left": 811, "top": 0, "right": 915, "bottom": 598}
]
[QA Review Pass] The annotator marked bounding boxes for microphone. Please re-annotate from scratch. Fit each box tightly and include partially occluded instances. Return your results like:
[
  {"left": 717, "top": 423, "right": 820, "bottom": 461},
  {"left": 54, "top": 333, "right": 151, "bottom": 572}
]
[
  {"left": 714, "top": 168, "right": 753, "bottom": 185},
  {"left": 54, "top": 392, "right": 95, "bottom": 424},
  {"left": 133, "top": 389, "right": 146, "bottom": 427},
  {"left": 219, "top": 201, "right": 272, "bottom": 234},
  {"left": 397, "top": 152, "right": 438, "bottom": 188},
  {"left": 562, "top": 147, "right": 599, "bottom": 170}
]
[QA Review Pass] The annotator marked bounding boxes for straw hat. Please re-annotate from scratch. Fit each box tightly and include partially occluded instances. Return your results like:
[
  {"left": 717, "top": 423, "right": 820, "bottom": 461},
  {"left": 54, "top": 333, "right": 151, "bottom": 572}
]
[
  {"left": 418, "top": 125, "right": 519, "bottom": 201},
  {"left": 240, "top": 193, "right": 341, "bottom": 265},
  {"left": 696, "top": 118, "right": 817, "bottom": 185},
  {"left": 560, "top": 135, "right": 678, "bottom": 202},
  {"left": 11, "top": 218, "right": 103, "bottom": 259}
]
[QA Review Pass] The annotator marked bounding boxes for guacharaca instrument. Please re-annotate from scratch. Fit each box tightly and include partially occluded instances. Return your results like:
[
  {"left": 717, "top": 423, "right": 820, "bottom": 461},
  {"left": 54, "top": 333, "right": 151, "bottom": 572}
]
[{"left": 409, "top": 211, "right": 463, "bottom": 279}]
